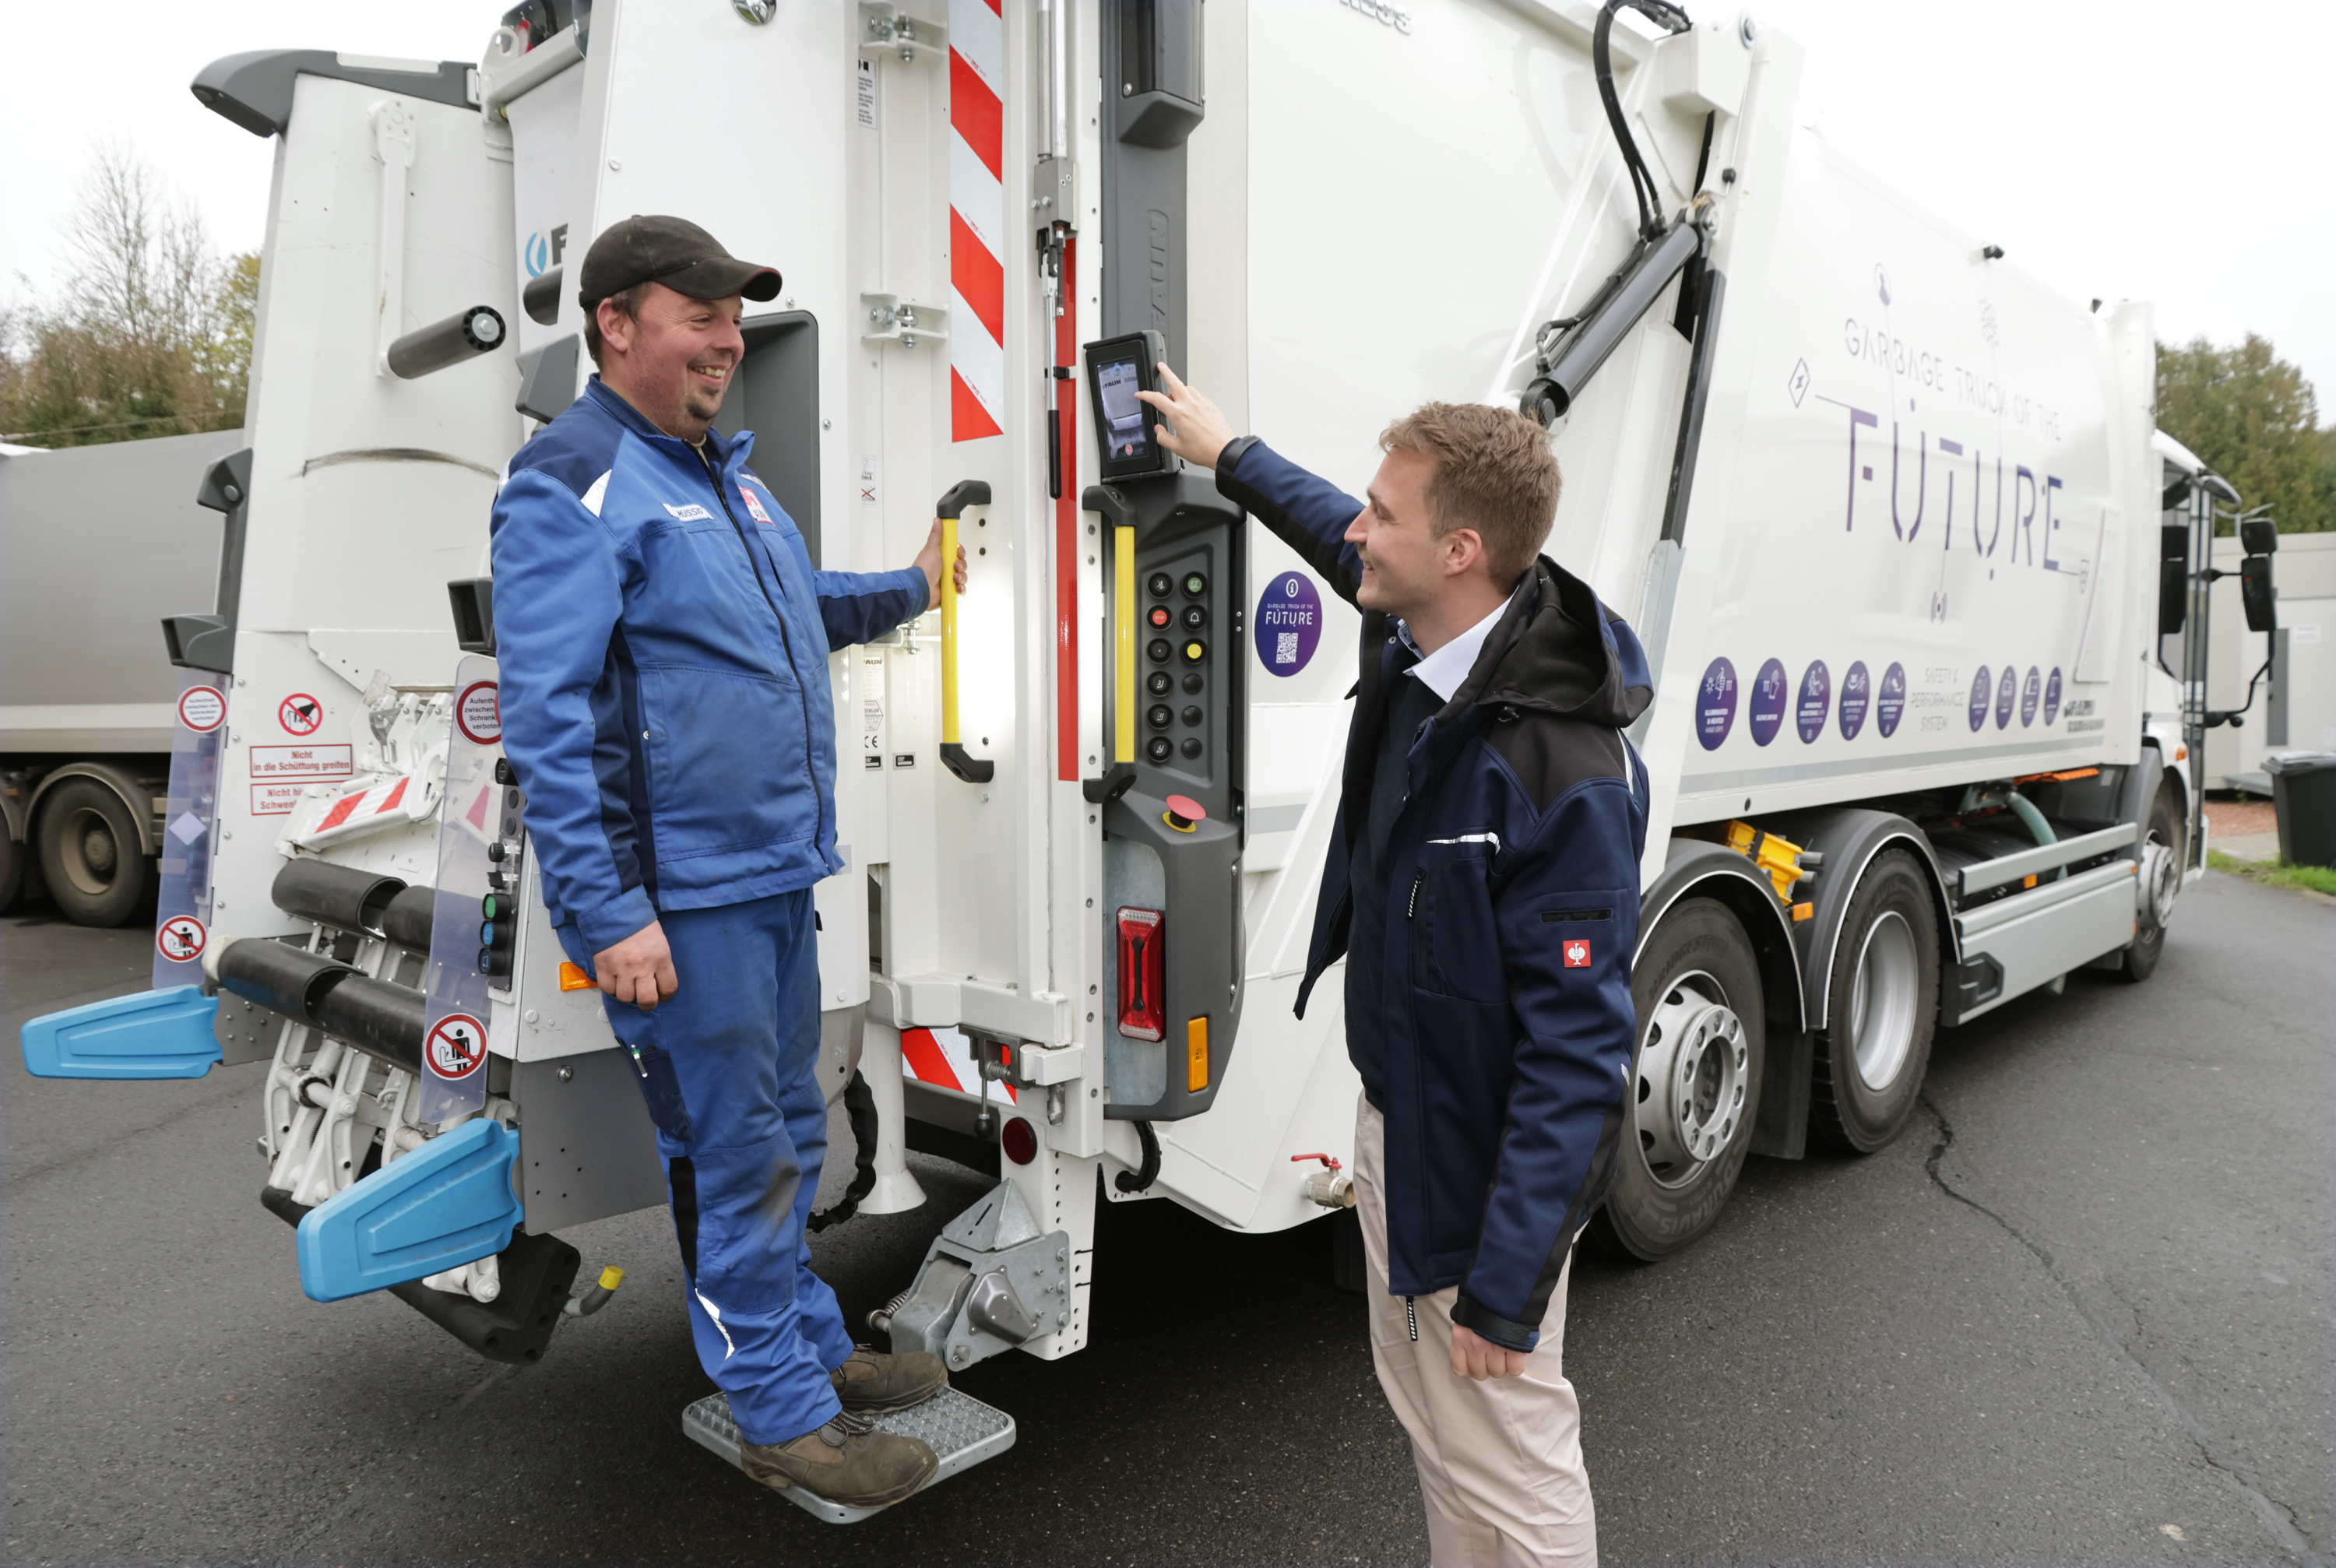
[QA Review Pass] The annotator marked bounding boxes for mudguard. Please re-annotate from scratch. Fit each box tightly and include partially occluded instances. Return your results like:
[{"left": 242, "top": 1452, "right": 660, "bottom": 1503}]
[
  {"left": 295, "top": 1117, "right": 523, "bottom": 1302},
  {"left": 21, "top": 986, "right": 221, "bottom": 1079}
]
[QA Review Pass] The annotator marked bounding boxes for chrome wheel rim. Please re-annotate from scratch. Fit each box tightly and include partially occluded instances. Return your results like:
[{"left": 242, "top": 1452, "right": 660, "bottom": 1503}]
[
  {"left": 1634, "top": 970, "right": 1749, "bottom": 1187},
  {"left": 2141, "top": 830, "right": 2180, "bottom": 928},
  {"left": 1849, "top": 911, "right": 1919, "bottom": 1091}
]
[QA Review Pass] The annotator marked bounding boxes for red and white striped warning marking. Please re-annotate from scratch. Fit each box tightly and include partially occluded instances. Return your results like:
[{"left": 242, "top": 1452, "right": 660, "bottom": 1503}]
[
  {"left": 297, "top": 774, "right": 421, "bottom": 848},
  {"left": 948, "top": 0, "right": 1005, "bottom": 441},
  {"left": 901, "top": 1025, "right": 1015, "bottom": 1102}
]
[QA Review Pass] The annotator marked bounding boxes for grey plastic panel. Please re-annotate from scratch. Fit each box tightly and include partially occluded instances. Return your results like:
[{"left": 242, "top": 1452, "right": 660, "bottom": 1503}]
[
  {"left": 1099, "top": 1, "right": 1205, "bottom": 360},
  {"left": 515, "top": 336, "right": 581, "bottom": 424},
  {"left": 513, "top": 1046, "right": 667, "bottom": 1233},
  {"left": 728, "top": 312, "right": 821, "bottom": 568},
  {"left": 192, "top": 51, "right": 474, "bottom": 139}
]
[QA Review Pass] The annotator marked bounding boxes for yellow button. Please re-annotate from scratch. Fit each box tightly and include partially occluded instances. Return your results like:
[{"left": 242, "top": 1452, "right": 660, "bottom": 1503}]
[
  {"left": 1183, "top": 640, "right": 1205, "bottom": 663},
  {"left": 1186, "top": 1017, "right": 1209, "bottom": 1092}
]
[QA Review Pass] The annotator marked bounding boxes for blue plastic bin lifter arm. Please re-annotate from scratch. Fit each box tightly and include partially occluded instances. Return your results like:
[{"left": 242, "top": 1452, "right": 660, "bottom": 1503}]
[
  {"left": 21, "top": 986, "right": 220, "bottom": 1079},
  {"left": 1212, "top": 437, "right": 1369, "bottom": 607},
  {"left": 490, "top": 466, "right": 661, "bottom": 955},
  {"left": 297, "top": 1117, "right": 523, "bottom": 1302},
  {"left": 1450, "top": 747, "right": 1650, "bottom": 1355}
]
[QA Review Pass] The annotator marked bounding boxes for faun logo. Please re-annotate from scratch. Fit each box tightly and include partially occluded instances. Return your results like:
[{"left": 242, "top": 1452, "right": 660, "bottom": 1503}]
[{"left": 1337, "top": 0, "right": 1413, "bottom": 33}]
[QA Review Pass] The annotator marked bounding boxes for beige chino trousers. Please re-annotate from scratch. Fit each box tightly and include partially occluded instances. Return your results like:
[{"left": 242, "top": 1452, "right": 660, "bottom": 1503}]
[{"left": 1354, "top": 1094, "right": 1598, "bottom": 1566}]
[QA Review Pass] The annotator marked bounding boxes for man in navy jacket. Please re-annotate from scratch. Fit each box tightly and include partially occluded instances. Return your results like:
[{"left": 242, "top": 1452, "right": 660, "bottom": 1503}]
[
  {"left": 491, "top": 218, "right": 962, "bottom": 1509},
  {"left": 1141, "top": 367, "right": 1650, "bottom": 1562}
]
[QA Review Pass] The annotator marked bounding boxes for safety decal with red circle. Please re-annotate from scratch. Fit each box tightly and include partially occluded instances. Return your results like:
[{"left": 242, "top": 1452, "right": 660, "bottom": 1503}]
[
  {"left": 426, "top": 1014, "right": 487, "bottom": 1081},
  {"left": 1563, "top": 940, "right": 1592, "bottom": 969},
  {"left": 177, "top": 687, "right": 226, "bottom": 733},
  {"left": 456, "top": 680, "right": 501, "bottom": 745},
  {"left": 157, "top": 915, "right": 208, "bottom": 963},
  {"left": 279, "top": 692, "right": 324, "bottom": 735}
]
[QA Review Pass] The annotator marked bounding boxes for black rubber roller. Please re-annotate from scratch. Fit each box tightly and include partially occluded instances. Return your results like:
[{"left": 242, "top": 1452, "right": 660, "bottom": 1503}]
[
  {"left": 272, "top": 859, "right": 405, "bottom": 935},
  {"left": 217, "top": 939, "right": 359, "bottom": 1022},
  {"left": 379, "top": 884, "right": 437, "bottom": 953},
  {"left": 310, "top": 973, "right": 427, "bottom": 1078}
]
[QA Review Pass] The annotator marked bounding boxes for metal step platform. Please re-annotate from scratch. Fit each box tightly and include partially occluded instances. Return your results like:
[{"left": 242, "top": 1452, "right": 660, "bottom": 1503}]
[{"left": 681, "top": 1387, "right": 1016, "bottom": 1524}]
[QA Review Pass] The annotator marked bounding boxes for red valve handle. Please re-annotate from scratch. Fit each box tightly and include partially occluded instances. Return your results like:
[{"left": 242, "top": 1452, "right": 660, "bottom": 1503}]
[{"left": 1289, "top": 1152, "right": 1342, "bottom": 1170}]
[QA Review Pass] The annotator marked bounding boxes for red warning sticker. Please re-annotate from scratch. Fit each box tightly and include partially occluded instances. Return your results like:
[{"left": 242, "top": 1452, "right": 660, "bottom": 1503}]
[
  {"left": 1563, "top": 940, "right": 1592, "bottom": 969},
  {"left": 157, "top": 915, "right": 208, "bottom": 962},
  {"left": 426, "top": 1014, "right": 487, "bottom": 1081},
  {"left": 456, "top": 680, "right": 501, "bottom": 745},
  {"left": 278, "top": 692, "right": 324, "bottom": 736},
  {"left": 177, "top": 687, "right": 226, "bottom": 733}
]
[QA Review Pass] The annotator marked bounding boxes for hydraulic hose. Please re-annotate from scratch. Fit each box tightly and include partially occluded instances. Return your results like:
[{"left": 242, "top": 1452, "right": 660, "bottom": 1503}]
[
  {"left": 1114, "top": 1119, "right": 1161, "bottom": 1194},
  {"left": 809, "top": 1071, "right": 879, "bottom": 1233}
]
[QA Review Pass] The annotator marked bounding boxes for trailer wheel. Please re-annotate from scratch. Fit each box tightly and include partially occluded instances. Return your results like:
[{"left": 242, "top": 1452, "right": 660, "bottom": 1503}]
[
  {"left": 2116, "top": 786, "right": 2184, "bottom": 983},
  {"left": 1810, "top": 850, "right": 1939, "bottom": 1153},
  {"left": 1592, "top": 898, "right": 1764, "bottom": 1262},
  {"left": 35, "top": 779, "right": 150, "bottom": 928}
]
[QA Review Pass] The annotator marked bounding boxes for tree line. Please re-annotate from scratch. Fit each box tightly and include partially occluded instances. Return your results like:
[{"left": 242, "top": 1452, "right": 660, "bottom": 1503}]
[{"left": 4, "top": 151, "right": 2331, "bottom": 533}]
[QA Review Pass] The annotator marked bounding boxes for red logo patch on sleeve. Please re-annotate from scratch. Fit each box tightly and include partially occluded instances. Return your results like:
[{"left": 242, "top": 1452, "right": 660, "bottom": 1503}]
[{"left": 1564, "top": 940, "right": 1592, "bottom": 969}]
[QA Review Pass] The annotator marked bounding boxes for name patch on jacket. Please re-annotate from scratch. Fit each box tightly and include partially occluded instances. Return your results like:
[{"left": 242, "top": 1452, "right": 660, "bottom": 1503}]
[
  {"left": 739, "top": 485, "right": 775, "bottom": 526},
  {"left": 663, "top": 502, "right": 713, "bottom": 522}
]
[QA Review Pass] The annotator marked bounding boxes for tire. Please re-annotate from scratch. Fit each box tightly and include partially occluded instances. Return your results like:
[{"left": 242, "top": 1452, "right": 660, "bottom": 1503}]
[
  {"left": 1810, "top": 849, "right": 1939, "bottom": 1153},
  {"left": 35, "top": 779, "right": 150, "bottom": 928},
  {"left": 2117, "top": 785, "right": 2184, "bottom": 983},
  {"left": 1592, "top": 898, "right": 1765, "bottom": 1262}
]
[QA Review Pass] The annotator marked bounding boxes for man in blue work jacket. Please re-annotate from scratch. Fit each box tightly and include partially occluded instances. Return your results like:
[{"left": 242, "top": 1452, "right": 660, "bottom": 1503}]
[
  {"left": 491, "top": 216, "right": 963, "bottom": 1509},
  {"left": 1140, "top": 367, "right": 1649, "bottom": 1563}
]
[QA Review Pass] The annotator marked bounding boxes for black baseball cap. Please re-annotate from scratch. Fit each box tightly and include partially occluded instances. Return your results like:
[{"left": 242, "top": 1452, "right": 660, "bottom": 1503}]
[{"left": 576, "top": 215, "right": 781, "bottom": 312}]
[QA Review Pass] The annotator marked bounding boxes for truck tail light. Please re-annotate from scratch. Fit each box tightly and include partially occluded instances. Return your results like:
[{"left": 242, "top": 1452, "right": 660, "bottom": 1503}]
[{"left": 1117, "top": 907, "right": 1164, "bottom": 1041}]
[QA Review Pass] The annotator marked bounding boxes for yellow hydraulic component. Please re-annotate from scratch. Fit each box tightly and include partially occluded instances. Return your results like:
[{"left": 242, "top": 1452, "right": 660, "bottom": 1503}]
[
  {"left": 598, "top": 1264, "right": 624, "bottom": 1292},
  {"left": 1186, "top": 1016, "right": 1209, "bottom": 1092},
  {"left": 1727, "top": 820, "right": 1809, "bottom": 902},
  {"left": 941, "top": 514, "right": 962, "bottom": 744},
  {"left": 1113, "top": 525, "right": 1136, "bottom": 763}
]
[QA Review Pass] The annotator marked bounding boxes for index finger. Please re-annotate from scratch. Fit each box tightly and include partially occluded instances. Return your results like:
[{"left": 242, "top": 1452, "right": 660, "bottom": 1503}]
[{"left": 1154, "top": 361, "right": 1190, "bottom": 398}]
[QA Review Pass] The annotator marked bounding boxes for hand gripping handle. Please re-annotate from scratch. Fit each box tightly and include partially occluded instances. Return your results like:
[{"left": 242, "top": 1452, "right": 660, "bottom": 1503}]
[{"left": 935, "top": 482, "right": 994, "bottom": 783}]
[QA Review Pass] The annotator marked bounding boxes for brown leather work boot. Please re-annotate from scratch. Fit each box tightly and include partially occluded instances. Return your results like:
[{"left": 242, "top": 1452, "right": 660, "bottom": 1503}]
[
  {"left": 831, "top": 1345, "right": 948, "bottom": 1412},
  {"left": 739, "top": 1412, "right": 938, "bottom": 1509}
]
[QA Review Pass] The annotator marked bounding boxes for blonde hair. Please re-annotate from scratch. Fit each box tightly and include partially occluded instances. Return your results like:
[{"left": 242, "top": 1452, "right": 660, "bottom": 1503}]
[{"left": 1379, "top": 403, "right": 1562, "bottom": 583}]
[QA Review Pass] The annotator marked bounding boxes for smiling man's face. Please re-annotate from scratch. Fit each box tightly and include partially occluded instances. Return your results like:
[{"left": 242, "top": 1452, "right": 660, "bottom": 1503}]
[{"left": 596, "top": 282, "right": 746, "bottom": 443}]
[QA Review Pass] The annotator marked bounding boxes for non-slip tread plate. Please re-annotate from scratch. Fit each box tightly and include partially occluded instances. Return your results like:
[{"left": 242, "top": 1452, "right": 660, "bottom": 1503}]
[{"left": 682, "top": 1386, "right": 1016, "bottom": 1524}]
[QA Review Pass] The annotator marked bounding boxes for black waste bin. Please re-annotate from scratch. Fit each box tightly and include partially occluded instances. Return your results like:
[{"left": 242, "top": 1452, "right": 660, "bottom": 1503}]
[{"left": 2264, "top": 753, "right": 2336, "bottom": 869}]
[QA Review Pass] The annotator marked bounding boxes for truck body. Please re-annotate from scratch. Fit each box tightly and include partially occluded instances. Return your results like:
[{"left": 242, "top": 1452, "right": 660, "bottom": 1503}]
[
  {"left": 0, "top": 427, "right": 245, "bottom": 923},
  {"left": 23, "top": 0, "right": 2267, "bottom": 1507}
]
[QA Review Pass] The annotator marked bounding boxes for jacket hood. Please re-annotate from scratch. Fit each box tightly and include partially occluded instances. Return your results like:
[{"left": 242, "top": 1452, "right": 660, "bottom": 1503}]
[{"left": 1447, "top": 554, "right": 1653, "bottom": 730}]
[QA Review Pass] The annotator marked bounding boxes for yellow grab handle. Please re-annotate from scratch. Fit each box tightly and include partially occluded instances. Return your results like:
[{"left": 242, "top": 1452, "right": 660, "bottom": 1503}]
[
  {"left": 1113, "top": 525, "right": 1136, "bottom": 763},
  {"left": 941, "top": 514, "right": 962, "bottom": 746}
]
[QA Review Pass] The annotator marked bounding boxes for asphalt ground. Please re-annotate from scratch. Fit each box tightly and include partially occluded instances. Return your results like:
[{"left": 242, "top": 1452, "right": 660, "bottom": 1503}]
[{"left": 3, "top": 869, "right": 2328, "bottom": 1566}]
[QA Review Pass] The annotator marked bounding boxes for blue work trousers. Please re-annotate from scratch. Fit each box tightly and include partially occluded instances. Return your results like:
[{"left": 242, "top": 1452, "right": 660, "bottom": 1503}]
[{"left": 557, "top": 888, "right": 851, "bottom": 1444}]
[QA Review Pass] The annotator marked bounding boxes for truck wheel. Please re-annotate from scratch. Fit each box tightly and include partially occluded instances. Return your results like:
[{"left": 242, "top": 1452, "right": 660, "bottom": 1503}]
[
  {"left": 1811, "top": 850, "right": 1939, "bottom": 1153},
  {"left": 1592, "top": 898, "right": 1764, "bottom": 1262},
  {"left": 35, "top": 779, "right": 150, "bottom": 928},
  {"left": 2117, "top": 786, "right": 2184, "bottom": 983}
]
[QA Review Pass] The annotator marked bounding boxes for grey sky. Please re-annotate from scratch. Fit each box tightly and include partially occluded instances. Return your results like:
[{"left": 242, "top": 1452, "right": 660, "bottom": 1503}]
[{"left": 6, "top": 2, "right": 2331, "bottom": 408}]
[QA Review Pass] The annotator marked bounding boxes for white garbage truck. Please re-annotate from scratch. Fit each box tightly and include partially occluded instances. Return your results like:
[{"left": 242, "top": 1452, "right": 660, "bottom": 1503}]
[{"left": 22, "top": 0, "right": 2283, "bottom": 1518}]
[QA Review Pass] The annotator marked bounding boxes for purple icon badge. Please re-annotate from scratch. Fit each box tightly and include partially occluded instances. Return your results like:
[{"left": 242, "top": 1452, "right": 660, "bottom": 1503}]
[
  {"left": 1968, "top": 666, "right": 1993, "bottom": 732},
  {"left": 1796, "top": 661, "right": 1831, "bottom": 744},
  {"left": 1877, "top": 663, "right": 1906, "bottom": 737},
  {"left": 2043, "top": 667, "right": 2063, "bottom": 725},
  {"left": 1695, "top": 657, "right": 1738, "bottom": 751},
  {"left": 1254, "top": 573, "right": 1322, "bottom": 677},
  {"left": 1995, "top": 665, "right": 2017, "bottom": 730},
  {"left": 2020, "top": 666, "right": 2041, "bottom": 727},
  {"left": 1838, "top": 660, "right": 1870, "bottom": 740},
  {"left": 1748, "top": 659, "right": 1789, "bottom": 747}
]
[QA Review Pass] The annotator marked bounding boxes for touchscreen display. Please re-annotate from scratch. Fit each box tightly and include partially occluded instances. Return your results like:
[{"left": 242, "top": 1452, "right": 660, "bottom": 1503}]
[{"left": 1096, "top": 354, "right": 1150, "bottom": 461}]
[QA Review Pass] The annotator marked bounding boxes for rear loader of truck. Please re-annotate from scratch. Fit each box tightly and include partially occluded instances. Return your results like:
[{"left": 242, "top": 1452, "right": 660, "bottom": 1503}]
[{"left": 19, "top": 0, "right": 2272, "bottom": 1520}]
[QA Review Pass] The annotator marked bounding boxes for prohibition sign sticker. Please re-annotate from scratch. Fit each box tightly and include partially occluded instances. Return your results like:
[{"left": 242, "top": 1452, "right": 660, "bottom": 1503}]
[
  {"left": 456, "top": 680, "right": 501, "bottom": 746},
  {"left": 426, "top": 1014, "right": 487, "bottom": 1081},
  {"left": 279, "top": 692, "right": 324, "bottom": 735},
  {"left": 177, "top": 686, "right": 226, "bottom": 733},
  {"left": 157, "top": 915, "right": 207, "bottom": 962}
]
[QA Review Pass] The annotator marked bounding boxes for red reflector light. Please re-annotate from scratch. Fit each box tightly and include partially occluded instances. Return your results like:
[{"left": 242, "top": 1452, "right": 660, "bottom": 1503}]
[
  {"left": 1117, "top": 906, "right": 1164, "bottom": 1042},
  {"left": 1001, "top": 1116, "right": 1037, "bottom": 1165}
]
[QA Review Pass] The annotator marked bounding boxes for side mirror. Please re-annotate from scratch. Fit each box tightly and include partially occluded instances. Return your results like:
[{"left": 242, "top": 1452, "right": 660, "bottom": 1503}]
[
  {"left": 2239, "top": 517, "right": 2278, "bottom": 556},
  {"left": 2239, "top": 554, "right": 2277, "bottom": 634},
  {"left": 2157, "top": 523, "right": 2188, "bottom": 635}
]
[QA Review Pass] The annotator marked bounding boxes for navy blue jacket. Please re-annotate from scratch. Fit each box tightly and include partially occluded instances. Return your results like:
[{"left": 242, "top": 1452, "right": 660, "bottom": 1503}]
[
  {"left": 1216, "top": 437, "right": 1652, "bottom": 1352},
  {"left": 490, "top": 379, "right": 928, "bottom": 952}
]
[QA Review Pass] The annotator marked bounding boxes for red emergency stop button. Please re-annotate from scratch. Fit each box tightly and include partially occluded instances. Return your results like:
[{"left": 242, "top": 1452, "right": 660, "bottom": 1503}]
[{"left": 1164, "top": 794, "right": 1205, "bottom": 832}]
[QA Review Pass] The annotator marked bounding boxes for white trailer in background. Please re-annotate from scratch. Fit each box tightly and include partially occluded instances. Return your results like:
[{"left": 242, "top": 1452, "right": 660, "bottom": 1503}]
[{"left": 23, "top": 0, "right": 2273, "bottom": 1519}]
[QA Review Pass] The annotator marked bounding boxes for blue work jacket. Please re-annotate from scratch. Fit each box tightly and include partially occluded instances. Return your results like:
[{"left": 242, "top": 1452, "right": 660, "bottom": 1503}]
[
  {"left": 490, "top": 378, "right": 927, "bottom": 952},
  {"left": 1215, "top": 436, "right": 1653, "bottom": 1353}
]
